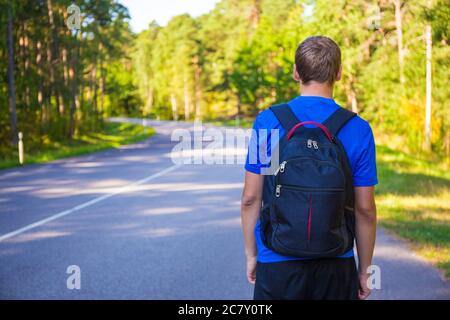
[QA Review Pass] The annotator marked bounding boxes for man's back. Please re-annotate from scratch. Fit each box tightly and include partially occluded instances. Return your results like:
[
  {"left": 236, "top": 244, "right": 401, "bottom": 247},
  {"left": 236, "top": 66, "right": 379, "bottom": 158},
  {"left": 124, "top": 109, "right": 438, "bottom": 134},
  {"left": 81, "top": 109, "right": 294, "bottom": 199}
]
[
  {"left": 240, "top": 36, "right": 377, "bottom": 300},
  {"left": 246, "top": 95, "right": 377, "bottom": 184},
  {"left": 245, "top": 95, "right": 377, "bottom": 263}
]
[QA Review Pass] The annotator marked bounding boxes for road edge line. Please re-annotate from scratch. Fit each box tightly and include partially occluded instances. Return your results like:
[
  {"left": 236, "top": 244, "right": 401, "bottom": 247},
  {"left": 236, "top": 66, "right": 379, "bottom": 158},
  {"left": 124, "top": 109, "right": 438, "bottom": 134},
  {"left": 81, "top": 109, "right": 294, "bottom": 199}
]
[{"left": 0, "top": 164, "right": 182, "bottom": 243}]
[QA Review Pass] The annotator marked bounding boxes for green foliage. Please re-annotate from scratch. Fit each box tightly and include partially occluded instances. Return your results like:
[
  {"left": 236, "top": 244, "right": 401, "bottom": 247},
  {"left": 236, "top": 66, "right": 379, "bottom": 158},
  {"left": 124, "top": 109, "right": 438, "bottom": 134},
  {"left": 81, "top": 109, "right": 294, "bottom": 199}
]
[
  {"left": 1, "top": 0, "right": 448, "bottom": 159},
  {"left": 0, "top": 0, "right": 139, "bottom": 155},
  {"left": 133, "top": 0, "right": 449, "bottom": 158}
]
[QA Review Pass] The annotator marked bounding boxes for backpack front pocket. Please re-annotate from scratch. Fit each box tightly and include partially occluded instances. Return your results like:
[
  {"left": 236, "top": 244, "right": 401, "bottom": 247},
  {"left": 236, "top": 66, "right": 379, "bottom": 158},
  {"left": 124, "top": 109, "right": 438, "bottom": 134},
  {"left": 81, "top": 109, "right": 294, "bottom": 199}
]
[{"left": 271, "top": 185, "right": 345, "bottom": 257}]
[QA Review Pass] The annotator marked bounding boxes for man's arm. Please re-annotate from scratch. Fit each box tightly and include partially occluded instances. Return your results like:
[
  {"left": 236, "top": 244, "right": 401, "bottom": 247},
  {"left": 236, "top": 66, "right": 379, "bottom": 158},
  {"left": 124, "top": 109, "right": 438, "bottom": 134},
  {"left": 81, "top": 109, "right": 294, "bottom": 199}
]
[
  {"left": 354, "top": 186, "right": 377, "bottom": 300},
  {"left": 241, "top": 171, "right": 264, "bottom": 284}
]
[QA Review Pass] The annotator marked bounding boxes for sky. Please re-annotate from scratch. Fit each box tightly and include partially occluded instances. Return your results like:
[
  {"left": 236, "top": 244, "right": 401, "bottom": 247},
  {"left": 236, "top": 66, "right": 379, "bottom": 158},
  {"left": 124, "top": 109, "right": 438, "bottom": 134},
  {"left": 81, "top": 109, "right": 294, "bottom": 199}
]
[{"left": 120, "top": 0, "right": 221, "bottom": 33}]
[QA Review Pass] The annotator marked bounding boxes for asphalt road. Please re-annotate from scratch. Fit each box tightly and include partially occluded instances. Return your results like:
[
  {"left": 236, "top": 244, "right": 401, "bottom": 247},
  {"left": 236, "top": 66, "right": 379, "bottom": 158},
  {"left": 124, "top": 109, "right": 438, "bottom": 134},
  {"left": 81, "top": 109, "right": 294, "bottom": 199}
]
[{"left": 0, "top": 118, "right": 449, "bottom": 299}]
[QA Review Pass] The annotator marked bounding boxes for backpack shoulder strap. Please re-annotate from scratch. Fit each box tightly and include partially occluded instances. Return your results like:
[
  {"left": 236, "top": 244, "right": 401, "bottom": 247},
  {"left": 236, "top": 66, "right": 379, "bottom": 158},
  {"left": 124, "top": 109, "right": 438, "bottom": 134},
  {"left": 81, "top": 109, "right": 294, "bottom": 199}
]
[
  {"left": 269, "top": 103, "right": 300, "bottom": 133},
  {"left": 323, "top": 107, "right": 357, "bottom": 138}
]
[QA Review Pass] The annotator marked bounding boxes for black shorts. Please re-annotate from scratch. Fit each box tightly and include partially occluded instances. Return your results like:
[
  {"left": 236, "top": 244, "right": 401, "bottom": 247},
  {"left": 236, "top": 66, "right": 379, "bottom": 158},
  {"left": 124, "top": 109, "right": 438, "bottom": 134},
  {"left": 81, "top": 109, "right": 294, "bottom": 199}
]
[{"left": 254, "top": 257, "right": 359, "bottom": 300}]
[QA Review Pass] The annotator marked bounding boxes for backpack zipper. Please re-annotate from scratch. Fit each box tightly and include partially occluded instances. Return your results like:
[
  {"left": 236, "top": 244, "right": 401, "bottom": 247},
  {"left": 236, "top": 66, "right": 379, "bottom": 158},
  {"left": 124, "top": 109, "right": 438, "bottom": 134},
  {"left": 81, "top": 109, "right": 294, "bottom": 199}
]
[
  {"left": 306, "top": 139, "right": 319, "bottom": 149},
  {"left": 279, "top": 161, "right": 286, "bottom": 173},
  {"left": 274, "top": 157, "right": 337, "bottom": 176},
  {"left": 274, "top": 157, "right": 346, "bottom": 187},
  {"left": 274, "top": 184, "right": 344, "bottom": 197},
  {"left": 308, "top": 195, "right": 312, "bottom": 241},
  {"left": 275, "top": 185, "right": 281, "bottom": 197},
  {"left": 303, "top": 139, "right": 334, "bottom": 149},
  {"left": 274, "top": 161, "right": 287, "bottom": 176}
]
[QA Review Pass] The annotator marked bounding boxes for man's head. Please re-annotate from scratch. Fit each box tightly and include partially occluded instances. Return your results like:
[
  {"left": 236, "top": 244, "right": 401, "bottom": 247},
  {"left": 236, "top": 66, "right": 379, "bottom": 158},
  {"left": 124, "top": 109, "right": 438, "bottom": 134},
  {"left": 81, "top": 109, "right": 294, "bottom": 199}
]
[{"left": 293, "top": 36, "right": 342, "bottom": 86}]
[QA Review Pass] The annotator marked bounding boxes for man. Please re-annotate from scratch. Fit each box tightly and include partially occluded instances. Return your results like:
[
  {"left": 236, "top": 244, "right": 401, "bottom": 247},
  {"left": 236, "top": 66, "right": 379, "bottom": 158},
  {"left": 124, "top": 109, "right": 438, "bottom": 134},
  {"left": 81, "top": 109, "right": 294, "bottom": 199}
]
[{"left": 241, "top": 36, "right": 377, "bottom": 300}]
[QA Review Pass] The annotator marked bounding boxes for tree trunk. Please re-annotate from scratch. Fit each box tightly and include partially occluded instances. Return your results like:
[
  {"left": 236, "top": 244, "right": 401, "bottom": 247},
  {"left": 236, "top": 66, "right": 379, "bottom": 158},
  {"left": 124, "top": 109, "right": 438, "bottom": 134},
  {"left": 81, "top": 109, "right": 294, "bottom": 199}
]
[
  {"left": 60, "top": 46, "right": 68, "bottom": 116},
  {"left": 58, "top": 92, "right": 65, "bottom": 114},
  {"left": 47, "top": 0, "right": 58, "bottom": 56},
  {"left": 394, "top": 0, "right": 405, "bottom": 85},
  {"left": 90, "top": 63, "right": 98, "bottom": 119},
  {"left": 36, "top": 40, "right": 45, "bottom": 129},
  {"left": 7, "top": 3, "right": 18, "bottom": 145},
  {"left": 17, "top": 23, "right": 25, "bottom": 106},
  {"left": 144, "top": 87, "right": 153, "bottom": 116},
  {"left": 68, "top": 32, "right": 80, "bottom": 139},
  {"left": 69, "top": 64, "right": 76, "bottom": 138},
  {"left": 235, "top": 92, "right": 241, "bottom": 123},
  {"left": 345, "top": 72, "right": 358, "bottom": 113},
  {"left": 444, "top": 132, "right": 449, "bottom": 157},
  {"left": 23, "top": 33, "right": 31, "bottom": 109},
  {"left": 424, "top": 22, "right": 432, "bottom": 151},
  {"left": 249, "top": 0, "right": 261, "bottom": 29},
  {"left": 46, "top": 0, "right": 59, "bottom": 116},
  {"left": 62, "top": 47, "right": 69, "bottom": 86},
  {"left": 22, "top": 27, "right": 31, "bottom": 111},
  {"left": 193, "top": 55, "right": 202, "bottom": 120},
  {"left": 184, "top": 78, "right": 190, "bottom": 120},
  {"left": 99, "top": 61, "right": 105, "bottom": 119},
  {"left": 171, "top": 93, "right": 178, "bottom": 121},
  {"left": 97, "top": 42, "right": 105, "bottom": 121}
]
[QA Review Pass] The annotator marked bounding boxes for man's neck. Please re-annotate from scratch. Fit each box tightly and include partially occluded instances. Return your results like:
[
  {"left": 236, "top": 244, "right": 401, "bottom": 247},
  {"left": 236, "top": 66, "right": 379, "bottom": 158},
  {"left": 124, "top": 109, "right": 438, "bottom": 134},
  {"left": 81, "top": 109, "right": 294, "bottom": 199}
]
[{"left": 300, "top": 82, "right": 334, "bottom": 99}]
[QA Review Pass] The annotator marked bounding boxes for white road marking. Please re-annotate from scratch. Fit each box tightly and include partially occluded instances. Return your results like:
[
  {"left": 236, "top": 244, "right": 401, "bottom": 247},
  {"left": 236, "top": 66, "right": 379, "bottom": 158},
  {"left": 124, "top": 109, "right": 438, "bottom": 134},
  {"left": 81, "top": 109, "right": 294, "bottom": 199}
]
[{"left": 0, "top": 164, "right": 182, "bottom": 243}]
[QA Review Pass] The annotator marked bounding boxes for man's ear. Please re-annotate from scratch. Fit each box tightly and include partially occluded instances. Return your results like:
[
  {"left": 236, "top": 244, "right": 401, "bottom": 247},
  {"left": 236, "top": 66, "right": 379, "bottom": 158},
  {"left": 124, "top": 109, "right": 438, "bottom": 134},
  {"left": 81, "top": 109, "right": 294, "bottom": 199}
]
[
  {"left": 293, "top": 64, "right": 301, "bottom": 82},
  {"left": 336, "top": 65, "right": 342, "bottom": 82}
]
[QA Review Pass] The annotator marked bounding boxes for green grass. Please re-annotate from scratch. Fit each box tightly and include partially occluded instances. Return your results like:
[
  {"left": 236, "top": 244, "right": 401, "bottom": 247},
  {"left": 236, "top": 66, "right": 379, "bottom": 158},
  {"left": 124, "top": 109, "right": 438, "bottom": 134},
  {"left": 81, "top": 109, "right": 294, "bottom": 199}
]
[
  {"left": 376, "top": 145, "right": 450, "bottom": 278},
  {"left": 205, "top": 118, "right": 253, "bottom": 128},
  {"left": 0, "top": 122, "right": 155, "bottom": 170}
]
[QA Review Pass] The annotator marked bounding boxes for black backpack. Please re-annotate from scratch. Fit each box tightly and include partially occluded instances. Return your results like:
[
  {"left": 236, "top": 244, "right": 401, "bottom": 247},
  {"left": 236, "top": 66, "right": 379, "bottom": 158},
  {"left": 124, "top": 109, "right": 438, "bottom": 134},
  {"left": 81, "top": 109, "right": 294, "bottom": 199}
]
[{"left": 260, "top": 103, "right": 357, "bottom": 258}]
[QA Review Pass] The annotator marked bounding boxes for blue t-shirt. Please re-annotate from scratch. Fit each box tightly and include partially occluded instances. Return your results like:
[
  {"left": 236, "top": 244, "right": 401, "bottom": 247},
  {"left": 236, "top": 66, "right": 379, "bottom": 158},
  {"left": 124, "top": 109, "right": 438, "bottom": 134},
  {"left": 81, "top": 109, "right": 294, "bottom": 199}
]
[{"left": 245, "top": 96, "right": 378, "bottom": 263}]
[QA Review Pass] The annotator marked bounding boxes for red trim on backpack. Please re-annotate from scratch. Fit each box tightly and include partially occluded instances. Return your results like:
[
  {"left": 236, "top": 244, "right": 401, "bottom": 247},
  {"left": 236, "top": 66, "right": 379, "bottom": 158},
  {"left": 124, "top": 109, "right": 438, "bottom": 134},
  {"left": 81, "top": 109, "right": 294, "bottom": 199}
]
[
  {"left": 307, "top": 195, "right": 312, "bottom": 241},
  {"left": 287, "top": 121, "right": 333, "bottom": 142}
]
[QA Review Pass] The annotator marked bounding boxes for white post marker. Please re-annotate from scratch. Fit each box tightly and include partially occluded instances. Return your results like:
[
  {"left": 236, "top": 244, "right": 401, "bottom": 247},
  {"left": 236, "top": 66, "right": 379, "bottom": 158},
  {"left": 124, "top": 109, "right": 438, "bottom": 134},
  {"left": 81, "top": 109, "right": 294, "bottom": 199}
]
[
  {"left": 143, "top": 118, "right": 147, "bottom": 134},
  {"left": 18, "top": 131, "right": 24, "bottom": 165}
]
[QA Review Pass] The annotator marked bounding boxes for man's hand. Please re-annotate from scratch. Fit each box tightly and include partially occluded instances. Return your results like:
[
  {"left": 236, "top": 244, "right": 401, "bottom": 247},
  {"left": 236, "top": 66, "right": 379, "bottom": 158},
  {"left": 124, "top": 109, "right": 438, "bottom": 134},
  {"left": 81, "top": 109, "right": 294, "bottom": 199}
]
[
  {"left": 241, "top": 171, "right": 264, "bottom": 284},
  {"left": 246, "top": 256, "right": 257, "bottom": 284},
  {"left": 358, "top": 271, "right": 371, "bottom": 300},
  {"left": 354, "top": 186, "right": 377, "bottom": 300}
]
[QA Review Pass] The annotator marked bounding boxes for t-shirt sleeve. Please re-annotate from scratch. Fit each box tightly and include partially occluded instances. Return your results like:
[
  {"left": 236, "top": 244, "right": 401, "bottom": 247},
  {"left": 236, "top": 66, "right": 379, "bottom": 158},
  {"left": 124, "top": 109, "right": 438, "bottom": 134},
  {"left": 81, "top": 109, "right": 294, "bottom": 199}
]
[
  {"left": 244, "top": 113, "right": 273, "bottom": 175},
  {"left": 245, "top": 114, "right": 263, "bottom": 174},
  {"left": 352, "top": 123, "right": 378, "bottom": 187}
]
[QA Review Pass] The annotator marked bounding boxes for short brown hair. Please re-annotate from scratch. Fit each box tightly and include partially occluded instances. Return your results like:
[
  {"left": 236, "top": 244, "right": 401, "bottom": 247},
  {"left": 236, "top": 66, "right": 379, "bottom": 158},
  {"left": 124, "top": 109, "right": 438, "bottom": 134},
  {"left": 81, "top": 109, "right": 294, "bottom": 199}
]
[{"left": 295, "top": 36, "right": 341, "bottom": 85}]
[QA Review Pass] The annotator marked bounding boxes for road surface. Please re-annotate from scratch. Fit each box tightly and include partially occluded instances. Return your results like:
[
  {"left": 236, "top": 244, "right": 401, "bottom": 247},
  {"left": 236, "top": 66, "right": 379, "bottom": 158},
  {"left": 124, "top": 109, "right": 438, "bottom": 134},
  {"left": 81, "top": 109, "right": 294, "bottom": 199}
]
[{"left": 0, "top": 118, "right": 449, "bottom": 299}]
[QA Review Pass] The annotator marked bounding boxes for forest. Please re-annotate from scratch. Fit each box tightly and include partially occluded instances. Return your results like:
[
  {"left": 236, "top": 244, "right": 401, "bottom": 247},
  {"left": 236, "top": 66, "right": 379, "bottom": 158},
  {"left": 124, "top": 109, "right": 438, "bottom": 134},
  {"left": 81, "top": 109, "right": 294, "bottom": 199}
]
[{"left": 0, "top": 0, "right": 449, "bottom": 160}]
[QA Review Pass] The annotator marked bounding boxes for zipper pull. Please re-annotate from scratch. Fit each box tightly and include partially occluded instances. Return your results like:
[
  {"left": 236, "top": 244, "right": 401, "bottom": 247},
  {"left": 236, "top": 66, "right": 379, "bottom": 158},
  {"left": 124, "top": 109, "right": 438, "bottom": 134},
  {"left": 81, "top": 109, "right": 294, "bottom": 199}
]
[
  {"left": 279, "top": 161, "right": 286, "bottom": 173},
  {"left": 274, "top": 161, "right": 286, "bottom": 176},
  {"left": 313, "top": 140, "right": 319, "bottom": 149},
  {"left": 275, "top": 185, "right": 281, "bottom": 197},
  {"left": 307, "top": 139, "right": 312, "bottom": 148}
]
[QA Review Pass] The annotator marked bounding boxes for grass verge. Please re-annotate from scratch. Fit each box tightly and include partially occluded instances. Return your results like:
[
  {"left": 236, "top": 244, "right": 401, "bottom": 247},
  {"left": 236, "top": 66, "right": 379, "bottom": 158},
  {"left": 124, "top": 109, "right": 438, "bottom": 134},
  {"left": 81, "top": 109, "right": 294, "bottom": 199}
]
[
  {"left": 0, "top": 122, "right": 155, "bottom": 170},
  {"left": 376, "top": 145, "right": 450, "bottom": 278}
]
